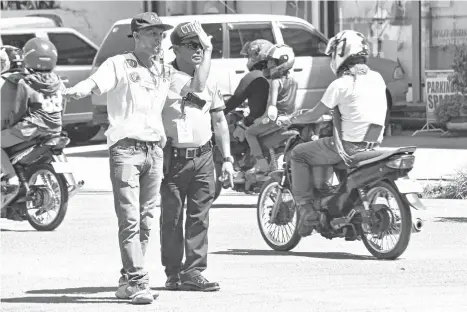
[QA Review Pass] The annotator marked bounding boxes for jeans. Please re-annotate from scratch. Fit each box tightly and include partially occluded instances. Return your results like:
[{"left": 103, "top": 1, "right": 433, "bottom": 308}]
[
  {"left": 290, "top": 136, "right": 367, "bottom": 205},
  {"left": 160, "top": 149, "right": 215, "bottom": 279},
  {"left": 109, "top": 138, "right": 164, "bottom": 286},
  {"left": 245, "top": 122, "right": 280, "bottom": 157}
]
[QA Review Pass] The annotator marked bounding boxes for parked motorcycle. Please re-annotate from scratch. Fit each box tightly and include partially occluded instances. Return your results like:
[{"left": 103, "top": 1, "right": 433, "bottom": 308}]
[
  {"left": 256, "top": 124, "right": 427, "bottom": 260},
  {"left": 1, "top": 132, "right": 84, "bottom": 231},
  {"left": 213, "top": 104, "right": 333, "bottom": 201}
]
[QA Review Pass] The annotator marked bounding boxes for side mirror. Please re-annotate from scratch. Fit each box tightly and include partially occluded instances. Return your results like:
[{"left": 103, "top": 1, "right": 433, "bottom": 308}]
[{"left": 318, "top": 42, "right": 328, "bottom": 56}]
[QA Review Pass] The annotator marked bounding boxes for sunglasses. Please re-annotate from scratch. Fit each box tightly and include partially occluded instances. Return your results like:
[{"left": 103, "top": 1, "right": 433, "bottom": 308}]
[{"left": 180, "top": 42, "right": 204, "bottom": 51}]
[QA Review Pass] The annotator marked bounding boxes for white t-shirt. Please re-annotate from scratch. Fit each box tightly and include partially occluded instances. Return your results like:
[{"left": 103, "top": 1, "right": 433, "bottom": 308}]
[
  {"left": 321, "top": 69, "right": 387, "bottom": 142},
  {"left": 90, "top": 53, "right": 174, "bottom": 148}
]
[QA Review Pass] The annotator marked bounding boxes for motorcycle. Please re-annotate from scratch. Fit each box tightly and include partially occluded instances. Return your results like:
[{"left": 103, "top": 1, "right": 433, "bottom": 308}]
[
  {"left": 1, "top": 132, "right": 84, "bottom": 231},
  {"left": 256, "top": 123, "right": 427, "bottom": 260},
  {"left": 212, "top": 103, "right": 333, "bottom": 201}
]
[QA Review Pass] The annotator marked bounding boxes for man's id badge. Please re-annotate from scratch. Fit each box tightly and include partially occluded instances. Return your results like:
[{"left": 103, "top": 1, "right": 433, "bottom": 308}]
[{"left": 176, "top": 119, "right": 193, "bottom": 143}]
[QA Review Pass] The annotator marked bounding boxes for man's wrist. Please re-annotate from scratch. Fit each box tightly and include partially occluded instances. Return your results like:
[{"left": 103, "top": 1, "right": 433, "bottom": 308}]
[{"left": 223, "top": 155, "right": 234, "bottom": 163}]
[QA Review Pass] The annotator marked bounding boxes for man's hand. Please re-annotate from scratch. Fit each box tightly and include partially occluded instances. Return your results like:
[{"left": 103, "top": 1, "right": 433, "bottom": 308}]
[
  {"left": 193, "top": 20, "right": 213, "bottom": 51},
  {"left": 222, "top": 160, "right": 235, "bottom": 188},
  {"left": 63, "top": 87, "right": 86, "bottom": 101},
  {"left": 276, "top": 115, "right": 293, "bottom": 127}
]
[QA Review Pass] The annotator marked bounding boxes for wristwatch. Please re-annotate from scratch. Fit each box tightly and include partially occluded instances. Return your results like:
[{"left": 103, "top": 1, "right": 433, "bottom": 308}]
[{"left": 223, "top": 156, "right": 234, "bottom": 163}]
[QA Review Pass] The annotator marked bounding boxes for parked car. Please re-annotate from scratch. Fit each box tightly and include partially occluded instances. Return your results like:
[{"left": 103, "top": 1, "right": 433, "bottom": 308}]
[
  {"left": 91, "top": 14, "right": 408, "bottom": 128},
  {"left": 0, "top": 17, "right": 101, "bottom": 144}
]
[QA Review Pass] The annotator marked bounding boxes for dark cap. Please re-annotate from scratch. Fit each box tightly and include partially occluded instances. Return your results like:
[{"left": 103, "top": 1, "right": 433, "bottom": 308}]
[
  {"left": 170, "top": 22, "right": 200, "bottom": 45},
  {"left": 127, "top": 12, "right": 173, "bottom": 38}
]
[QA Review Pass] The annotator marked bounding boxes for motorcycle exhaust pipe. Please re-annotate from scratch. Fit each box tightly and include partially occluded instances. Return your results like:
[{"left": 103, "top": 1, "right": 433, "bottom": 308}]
[{"left": 412, "top": 218, "right": 423, "bottom": 233}]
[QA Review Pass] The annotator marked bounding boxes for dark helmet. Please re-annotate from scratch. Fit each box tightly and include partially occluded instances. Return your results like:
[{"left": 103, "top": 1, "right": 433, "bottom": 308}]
[
  {"left": 2, "top": 45, "right": 24, "bottom": 72},
  {"left": 23, "top": 38, "right": 58, "bottom": 71}
]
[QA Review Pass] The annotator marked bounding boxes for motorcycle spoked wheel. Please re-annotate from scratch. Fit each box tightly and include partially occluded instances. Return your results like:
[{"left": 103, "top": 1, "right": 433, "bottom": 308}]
[
  {"left": 257, "top": 178, "right": 301, "bottom": 251},
  {"left": 360, "top": 181, "right": 412, "bottom": 260},
  {"left": 25, "top": 163, "right": 69, "bottom": 231}
]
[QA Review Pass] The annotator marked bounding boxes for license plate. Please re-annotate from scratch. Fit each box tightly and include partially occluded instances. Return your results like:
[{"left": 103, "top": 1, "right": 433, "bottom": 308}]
[
  {"left": 52, "top": 162, "right": 73, "bottom": 173},
  {"left": 395, "top": 178, "right": 423, "bottom": 194}
]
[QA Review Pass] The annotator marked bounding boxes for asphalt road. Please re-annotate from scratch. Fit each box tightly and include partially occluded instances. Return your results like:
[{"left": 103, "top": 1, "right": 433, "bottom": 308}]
[{"left": 1, "top": 194, "right": 466, "bottom": 312}]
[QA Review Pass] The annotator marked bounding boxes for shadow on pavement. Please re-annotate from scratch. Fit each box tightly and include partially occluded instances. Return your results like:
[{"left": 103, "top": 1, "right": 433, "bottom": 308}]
[
  {"left": 434, "top": 217, "right": 467, "bottom": 223},
  {"left": 211, "top": 249, "right": 376, "bottom": 260},
  {"left": 1, "top": 296, "right": 127, "bottom": 304},
  {"left": 26, "top": 287, "right": 115, "bottom": 295},
  {"left": 0, "top": 228, "right": 37, "bottom": 232}
]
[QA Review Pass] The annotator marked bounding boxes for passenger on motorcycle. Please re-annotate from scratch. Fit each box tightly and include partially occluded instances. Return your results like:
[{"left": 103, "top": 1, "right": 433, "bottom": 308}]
[
  {"left": 224, "top": 39, "right": 273, "bottom": 142},
  {"left": 1, "top": 38, "right": 66, "bottom": 201},
  {"left": 245, "top": 43, "right": 297, "bottom": 173},
  {"left": 276, "top": 30, "right": 387, "bottom": 237}
]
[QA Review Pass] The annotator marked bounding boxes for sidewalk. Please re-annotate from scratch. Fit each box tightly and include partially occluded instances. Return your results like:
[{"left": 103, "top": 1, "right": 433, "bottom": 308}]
[{"left": 67, "top": 132, "right": 466, "bottom": 192}]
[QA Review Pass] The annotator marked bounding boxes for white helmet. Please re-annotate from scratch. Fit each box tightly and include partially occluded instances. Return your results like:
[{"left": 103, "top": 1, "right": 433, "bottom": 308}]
[
  {"left": 262, "top": 44, "right": 295, "bottom": 79},
  {"left": 325, "top": 30, "right": 369, "bottom": 75}
]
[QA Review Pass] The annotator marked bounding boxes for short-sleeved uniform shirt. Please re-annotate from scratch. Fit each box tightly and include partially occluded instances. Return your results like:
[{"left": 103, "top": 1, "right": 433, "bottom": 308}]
[
  {"left": 162, "top": 61, "right": 225, "bottom": 148},
  {"left": 90, "top": 52, "right": 174, "bottom": 148},
  {"left": 320, "top": 69, "right": 387, "bottom": 143}
]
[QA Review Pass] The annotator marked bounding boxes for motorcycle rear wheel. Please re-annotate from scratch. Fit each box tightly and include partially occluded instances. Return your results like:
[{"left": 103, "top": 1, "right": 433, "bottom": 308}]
[
  {"left": 25, "top": 163, "right": 69, "bottom": 231},
  {"left": 257, "top": 178, "right": 301, "bottom": 251},
  {"left": 360, "top": 180, "right": 412, "bottom": 260}
]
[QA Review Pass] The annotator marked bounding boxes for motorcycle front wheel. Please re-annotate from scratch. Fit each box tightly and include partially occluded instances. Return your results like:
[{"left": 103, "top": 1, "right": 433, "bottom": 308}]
[
  {"left": 25, "top": 163, "right": 69, "bottom": 231},
  {"left": 360, "top": 181, "right": 412, "bottom": 260},
  {"left": 257, "top": 178, "right": 301, "bottom": 251}
]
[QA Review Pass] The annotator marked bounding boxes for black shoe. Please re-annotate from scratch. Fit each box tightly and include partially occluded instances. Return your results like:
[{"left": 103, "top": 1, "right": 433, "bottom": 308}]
[
  {"left": 179, "top": 274, "right": 220, "bottom": 292},
  {"left": 297, "top": 204, "right": 320, "bottom": 237},
  {"left": 165, "top": 274, "right": 181, "bottom": 290}
]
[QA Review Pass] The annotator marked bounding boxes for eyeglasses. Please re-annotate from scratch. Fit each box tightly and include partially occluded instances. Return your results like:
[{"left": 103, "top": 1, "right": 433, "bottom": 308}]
[{"left": 180, "top": 42, "right": 204, "bottom": 51}]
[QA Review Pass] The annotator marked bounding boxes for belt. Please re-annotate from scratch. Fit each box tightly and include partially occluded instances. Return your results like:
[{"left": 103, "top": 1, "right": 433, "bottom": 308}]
[
  {"left": 116, "top": 138, "right": 160, "bottom": 149},
  {"left": 350, "top": 141, "right": 380, "bottom": 150},
  {"left": 172, "top": 141, "right": 212, "bottom": 159}
]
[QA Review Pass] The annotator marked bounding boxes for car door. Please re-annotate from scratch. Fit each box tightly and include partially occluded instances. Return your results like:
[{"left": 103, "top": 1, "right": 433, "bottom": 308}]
[
  {"left": 46, "top": 30, "right": 98, "bottom": 125},
  {"left": 276, "top": 21, "right": 334, "bottom": 110},
  {"left": 225, "top": 22, "right": 277, "bottom": 96}
]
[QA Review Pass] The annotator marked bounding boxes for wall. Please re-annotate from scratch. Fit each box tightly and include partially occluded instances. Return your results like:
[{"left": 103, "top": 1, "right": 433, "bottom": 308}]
[
  {"left": 422, "top": 0, "right": 467, "bottom": 70},
  {"left": 1, "top": 1, "right": 145, "bottom": 45}
]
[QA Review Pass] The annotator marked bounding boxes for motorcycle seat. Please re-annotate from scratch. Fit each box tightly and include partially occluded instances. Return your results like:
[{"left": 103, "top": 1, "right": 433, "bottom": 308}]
[
  {"left": 4, "top": 134, "right": 61, "bottom": 156},
  {"left": 334, "top": 146, "right": 417, "bottom": 169}
]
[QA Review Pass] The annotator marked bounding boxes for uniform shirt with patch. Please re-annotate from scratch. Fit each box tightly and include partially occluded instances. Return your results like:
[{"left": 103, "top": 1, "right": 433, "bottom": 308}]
[
  {"left": 321, "top": 69, "right": 387, "bottom": 143},
  {"left": 89, "top": 53, "right": 174, "bottom": 147},
  {"left": 162, "top": 67, "right": 225, "bottom": 148}
]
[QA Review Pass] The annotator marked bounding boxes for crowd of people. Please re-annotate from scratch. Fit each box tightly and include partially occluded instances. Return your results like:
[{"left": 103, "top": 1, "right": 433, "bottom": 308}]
[{"left": 1, "top": 11, "right": 388, "bottom": 305}]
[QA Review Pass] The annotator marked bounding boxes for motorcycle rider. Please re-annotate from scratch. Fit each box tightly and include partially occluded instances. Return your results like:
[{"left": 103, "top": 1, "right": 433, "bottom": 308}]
[
  {"left": 277, "top": 30, "right": 387, "bottom": 237},
  {"left": 244, "top": 43, "right": 297, "bottom": 173},
  {"left": 1, "top": 38, "right": 66, "bottom": 210},
  {"left": 224, "top": 39, "right": 273, "bottom": 142}
]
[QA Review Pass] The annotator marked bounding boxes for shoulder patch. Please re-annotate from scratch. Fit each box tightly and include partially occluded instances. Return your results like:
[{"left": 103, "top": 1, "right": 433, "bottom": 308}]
[
  {"left": 129, "top": 72, "right": 140, "bottom": 83},
  {"left": 125, "top": 59, "right": 138, "bottom": 68}
]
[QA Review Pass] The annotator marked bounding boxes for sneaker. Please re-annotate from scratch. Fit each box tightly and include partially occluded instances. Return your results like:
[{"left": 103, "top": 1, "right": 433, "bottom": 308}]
[
  {"left": 115, "top": 275, "right": 130, "bottom": 299},
  {"left": 165, "top": 274, "right": 181, "bottom": 290},
  {"left": 126, "top": 284, "right": 154, "bottom": 305},
  {"left": 179, "top": 274, "right": 220, "bottom": 292},
  {"left": 115, "top": 276, "right": 156, "bottom": 304}
]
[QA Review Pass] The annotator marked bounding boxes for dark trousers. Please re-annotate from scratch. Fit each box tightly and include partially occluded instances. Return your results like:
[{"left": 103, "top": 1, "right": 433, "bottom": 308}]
[{"left": 160, "top": 149, "right": 215, "bottom": 279}]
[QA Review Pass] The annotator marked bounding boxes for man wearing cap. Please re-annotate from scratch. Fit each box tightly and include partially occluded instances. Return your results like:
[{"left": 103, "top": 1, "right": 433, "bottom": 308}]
[
  {"left": 159, "top": 22, "right": 234, "bottom": 292},
  {"left": 65, "top": 13, "right": 213, "bottom": 304}
]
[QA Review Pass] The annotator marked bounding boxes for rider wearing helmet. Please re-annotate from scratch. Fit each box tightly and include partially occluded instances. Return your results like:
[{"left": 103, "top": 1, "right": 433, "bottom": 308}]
[
  {"left": 1, "top": 38, "right": 66, "bottom": 207},
  {"left": 277, "top": 30, "right": 387, "bottom": 237},
  {"left": 225, "top": 39, "right": 272, "bottom": 141},
  {"left": 1, "top": 46, "right": 24, "bottom": 73},
  {"left": 244, "top": 43, "right": 298, "bottom": 173}
]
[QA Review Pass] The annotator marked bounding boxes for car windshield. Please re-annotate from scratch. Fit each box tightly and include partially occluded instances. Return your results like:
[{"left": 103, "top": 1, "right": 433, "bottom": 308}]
[{"left": 93, "top": 24, "right": 134, "bottom": 67}]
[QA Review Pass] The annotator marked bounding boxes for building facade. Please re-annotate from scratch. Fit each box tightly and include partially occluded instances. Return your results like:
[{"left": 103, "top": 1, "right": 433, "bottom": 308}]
[{"left": 155, "top": 0, "right": 467, "bottom": 106}]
